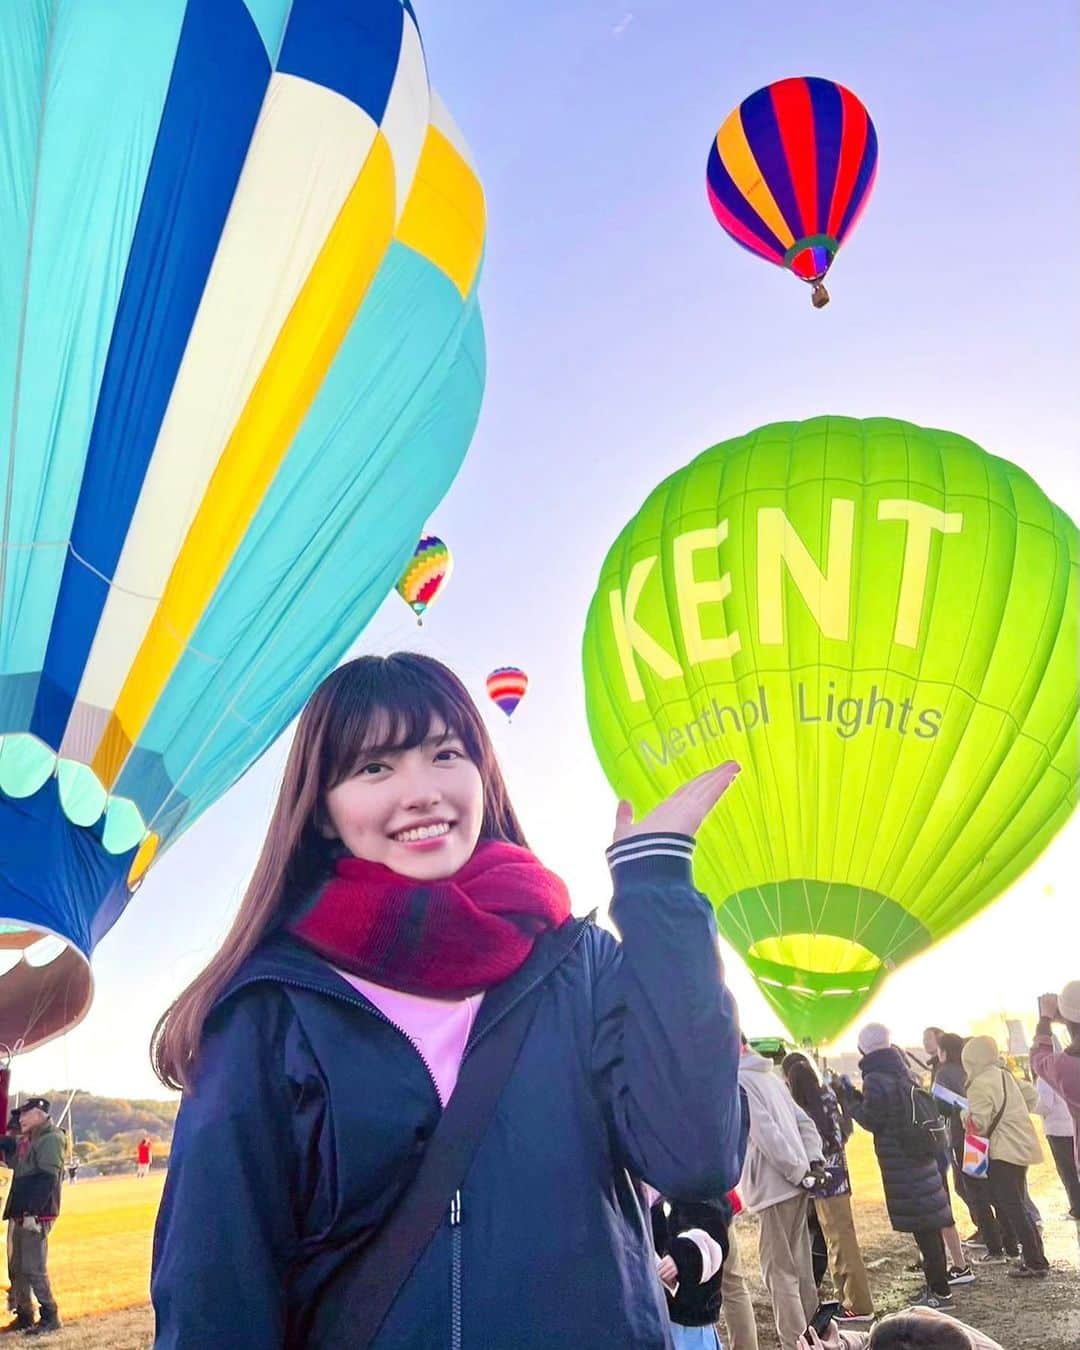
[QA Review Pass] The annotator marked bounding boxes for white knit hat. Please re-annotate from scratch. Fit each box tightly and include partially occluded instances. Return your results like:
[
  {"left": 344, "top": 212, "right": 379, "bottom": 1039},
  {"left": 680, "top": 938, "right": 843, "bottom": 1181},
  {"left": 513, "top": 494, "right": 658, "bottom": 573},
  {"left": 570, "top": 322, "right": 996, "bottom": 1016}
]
[
  {"left": 1059, "top": 981, "right": 1080, "bottom": 1023},
  {"left": 858, "top": 1022, "right": 891, "bottom": 1055}
]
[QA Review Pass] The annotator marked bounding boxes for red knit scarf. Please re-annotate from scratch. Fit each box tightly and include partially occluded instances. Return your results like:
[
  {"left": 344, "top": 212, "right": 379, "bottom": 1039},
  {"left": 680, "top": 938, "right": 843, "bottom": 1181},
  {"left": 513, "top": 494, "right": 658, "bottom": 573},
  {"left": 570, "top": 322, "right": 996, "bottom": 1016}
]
[{"left": 289, "top": 841, "right": 572, "bottom": 998}]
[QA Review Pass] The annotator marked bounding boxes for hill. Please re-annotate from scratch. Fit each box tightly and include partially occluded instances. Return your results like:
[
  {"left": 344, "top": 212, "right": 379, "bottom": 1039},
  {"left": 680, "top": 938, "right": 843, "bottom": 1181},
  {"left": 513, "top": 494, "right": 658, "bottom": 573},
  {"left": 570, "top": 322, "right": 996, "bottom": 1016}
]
[{"left": 16, "top": 1091, "right": 179, "bottom": 1175}]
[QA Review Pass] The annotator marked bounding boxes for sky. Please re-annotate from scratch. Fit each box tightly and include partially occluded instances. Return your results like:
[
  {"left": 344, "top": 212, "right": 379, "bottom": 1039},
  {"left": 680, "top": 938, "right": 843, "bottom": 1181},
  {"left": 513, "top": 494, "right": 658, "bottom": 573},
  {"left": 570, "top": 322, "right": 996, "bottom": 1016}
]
[{"left": 15, "top": 0, "right": 1080, "bottom": 1100}]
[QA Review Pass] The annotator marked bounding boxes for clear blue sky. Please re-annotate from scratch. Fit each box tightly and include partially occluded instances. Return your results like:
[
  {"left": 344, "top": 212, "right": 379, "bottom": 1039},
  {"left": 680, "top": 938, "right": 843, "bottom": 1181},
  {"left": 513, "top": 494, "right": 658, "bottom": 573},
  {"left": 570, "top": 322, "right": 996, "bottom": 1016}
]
[{"left": 19, "top": 0, "right": 1079, "bottom": 1099}]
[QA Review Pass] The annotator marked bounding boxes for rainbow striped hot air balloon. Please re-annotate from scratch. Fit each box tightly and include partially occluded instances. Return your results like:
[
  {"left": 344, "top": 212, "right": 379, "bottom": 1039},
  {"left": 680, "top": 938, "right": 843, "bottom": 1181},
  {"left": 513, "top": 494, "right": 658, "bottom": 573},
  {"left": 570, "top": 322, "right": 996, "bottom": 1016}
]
[
  {"left": 486, "top": 667, "right": 529, "bottom": 721},
  {"left": 0, "top": 0, "right": 486, "bottom": 1049},
  {"left": 706, "top": 77, "right": 878, "bottom": 307},
  {"left": 395, "top": 535, "right": 453, "bottom": 623}
]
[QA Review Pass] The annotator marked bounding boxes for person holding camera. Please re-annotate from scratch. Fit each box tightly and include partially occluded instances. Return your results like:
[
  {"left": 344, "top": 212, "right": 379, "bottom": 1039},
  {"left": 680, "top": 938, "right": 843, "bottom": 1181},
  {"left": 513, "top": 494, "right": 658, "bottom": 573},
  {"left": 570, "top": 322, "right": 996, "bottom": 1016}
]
[
  {"left": 737, "top": 1037, "right": 825, "bottom": 1348},
  {"left": 1031, "top": 985, "right": 1080, "bottom": 1163}
]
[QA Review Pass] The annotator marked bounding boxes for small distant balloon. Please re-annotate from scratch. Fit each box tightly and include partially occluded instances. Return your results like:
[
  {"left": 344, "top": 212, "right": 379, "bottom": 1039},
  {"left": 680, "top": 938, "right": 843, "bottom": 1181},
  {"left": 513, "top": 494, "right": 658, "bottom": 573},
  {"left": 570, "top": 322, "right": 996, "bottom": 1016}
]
[
  {"left": 706, "top": 77, "right": 878, "bottom": 308},
  {"left": 486, "top": 667, "right": 529, "bottom": 720},
  {"left": 396, "top": 535, "right": 453, "bottom": 623}
]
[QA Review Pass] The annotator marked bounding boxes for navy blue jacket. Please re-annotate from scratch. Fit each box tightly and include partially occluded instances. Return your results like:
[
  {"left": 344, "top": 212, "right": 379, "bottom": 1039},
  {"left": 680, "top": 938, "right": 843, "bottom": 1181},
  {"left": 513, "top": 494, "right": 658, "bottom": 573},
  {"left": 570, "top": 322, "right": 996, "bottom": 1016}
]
[
  {"left": 849, "top": 1046, "right": 954, "bottom": 1234},
  {"left": 151, "top": 841, "right": 744, "bottom": 1348}
]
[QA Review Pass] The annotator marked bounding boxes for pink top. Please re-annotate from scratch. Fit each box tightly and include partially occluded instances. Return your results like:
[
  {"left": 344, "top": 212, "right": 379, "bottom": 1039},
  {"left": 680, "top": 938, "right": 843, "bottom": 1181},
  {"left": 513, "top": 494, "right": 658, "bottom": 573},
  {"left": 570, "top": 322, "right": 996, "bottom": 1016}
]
[{"left": 334, "top": 969, "right": 483, "bottom": 1106}]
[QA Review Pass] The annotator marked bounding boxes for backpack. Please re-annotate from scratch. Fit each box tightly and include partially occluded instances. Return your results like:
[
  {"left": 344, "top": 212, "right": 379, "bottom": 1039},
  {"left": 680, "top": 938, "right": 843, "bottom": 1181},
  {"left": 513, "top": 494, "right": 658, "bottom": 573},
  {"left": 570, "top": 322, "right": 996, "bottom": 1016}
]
[{"left": 899, "top": 1083, "right": 950, "bottom": 1158}]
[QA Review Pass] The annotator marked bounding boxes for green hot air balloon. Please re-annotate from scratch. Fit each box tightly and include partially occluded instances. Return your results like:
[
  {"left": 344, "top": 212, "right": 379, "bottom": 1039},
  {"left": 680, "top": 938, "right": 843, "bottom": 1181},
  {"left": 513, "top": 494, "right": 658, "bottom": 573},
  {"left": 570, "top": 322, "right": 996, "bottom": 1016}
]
[{"left": 582, "top": 417, "right": 1079, "bottom": 1043}]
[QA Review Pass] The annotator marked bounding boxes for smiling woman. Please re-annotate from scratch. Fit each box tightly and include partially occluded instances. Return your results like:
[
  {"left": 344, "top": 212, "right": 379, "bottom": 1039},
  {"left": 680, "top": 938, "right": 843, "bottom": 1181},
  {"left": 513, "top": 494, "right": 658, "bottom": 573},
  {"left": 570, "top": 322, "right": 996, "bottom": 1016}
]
[{"left": 149, "top": 650, "right": 747, "bottom": 1349}]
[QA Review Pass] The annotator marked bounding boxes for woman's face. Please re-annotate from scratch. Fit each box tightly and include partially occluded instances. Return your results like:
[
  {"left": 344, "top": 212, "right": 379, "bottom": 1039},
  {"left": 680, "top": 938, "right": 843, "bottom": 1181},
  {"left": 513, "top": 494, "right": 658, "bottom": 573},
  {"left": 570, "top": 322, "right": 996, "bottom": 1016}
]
[
  {"left": 923, "top": 1028, "right": 940, "bottom": 1055},
  {"left": 323, "top": 718, "right": 484, "bottom": 880}
]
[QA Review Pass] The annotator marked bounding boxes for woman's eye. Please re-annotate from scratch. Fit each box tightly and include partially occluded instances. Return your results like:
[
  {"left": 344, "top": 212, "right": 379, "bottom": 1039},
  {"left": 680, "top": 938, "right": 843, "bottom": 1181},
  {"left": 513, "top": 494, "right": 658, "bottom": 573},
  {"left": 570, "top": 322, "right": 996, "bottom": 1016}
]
[
  {"left": 435, "top": 748, "right": 463, "bottom": 762},
  {"left": 356, "top": 762, "right": 387, "bottom": 777}
]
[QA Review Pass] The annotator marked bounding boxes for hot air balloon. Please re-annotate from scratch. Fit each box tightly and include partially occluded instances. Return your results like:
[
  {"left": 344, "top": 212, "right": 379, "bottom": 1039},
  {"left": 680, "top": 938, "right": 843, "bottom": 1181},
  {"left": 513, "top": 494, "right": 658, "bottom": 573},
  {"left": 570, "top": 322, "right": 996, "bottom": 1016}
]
[
  {"left": 706, "top": 78, "right": 878, "bottom": 307},
  {"left": 395, "top": 535, "right": 453, "bottom": 623},
  {"left": 583, "top": 418, "right": 1078, "bottom": 1043},
  {"left": 0, "top": 1, "right": 486, "bottom": 1050},
  {"left": 487, "top": 668, "right": 529, "bottom": 721}
]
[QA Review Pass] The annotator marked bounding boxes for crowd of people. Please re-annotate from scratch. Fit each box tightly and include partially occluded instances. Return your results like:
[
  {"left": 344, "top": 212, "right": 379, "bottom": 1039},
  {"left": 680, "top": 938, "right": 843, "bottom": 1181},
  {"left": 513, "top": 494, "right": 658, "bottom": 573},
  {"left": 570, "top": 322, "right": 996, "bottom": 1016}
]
[{"left": 652, "top": 1003, "right": 1079, "bottom": 1350}]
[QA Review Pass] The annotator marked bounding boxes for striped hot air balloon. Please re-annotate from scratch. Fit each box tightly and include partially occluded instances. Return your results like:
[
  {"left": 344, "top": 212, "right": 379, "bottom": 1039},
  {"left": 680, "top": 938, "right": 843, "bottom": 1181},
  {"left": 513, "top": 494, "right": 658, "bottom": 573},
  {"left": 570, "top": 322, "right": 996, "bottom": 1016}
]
[
  {"left": 486, "top": 667, "right": 529, "bottom": 721},
  {"left": 0, "top": 0, "right": 486, "bottom": 1049},
  {"left": 706, "top": 77, "right": 878, "bottom": 307},
  {"left": 395, "top": 535, "right": 453, "bottom": 623}
]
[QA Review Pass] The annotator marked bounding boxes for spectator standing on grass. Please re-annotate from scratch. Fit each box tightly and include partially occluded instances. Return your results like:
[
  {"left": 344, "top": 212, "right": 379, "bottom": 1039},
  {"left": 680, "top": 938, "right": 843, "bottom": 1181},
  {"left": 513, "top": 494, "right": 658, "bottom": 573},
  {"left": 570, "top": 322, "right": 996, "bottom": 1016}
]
[
  {"left": 840, "top": 1024, "right": 955, "bottom": 1310},
  {"left": 137, "top": 1135, "right": 153, "bottom": 1179},
  {"left": 2, "top": 1099, "right": 64, "bottom": 1336},
  {"left": 1033, "top": 1035, "right": 1080, "bottom": 1220},
  {"left": 737, "top": 1037, "right": 825, "bottom": 1348},
  {"left": 961, "top": 1035, "right": 1048, "bottom": 1279},
  {"left": 1031, "top": 984, "right": 1080, "bottom": 1165},
  {"left": 901, "top": 1031, "right": 972, "bottom": 1285},
  {"left": 933, "top": 1035, "right": 977, "bottom": 1230},
  {"left": 782, "top": 1053, "right": 874, "bottom": 1317},
  {"left": 934, "top": 1034, "right": 1020, "bottom": 1266}
]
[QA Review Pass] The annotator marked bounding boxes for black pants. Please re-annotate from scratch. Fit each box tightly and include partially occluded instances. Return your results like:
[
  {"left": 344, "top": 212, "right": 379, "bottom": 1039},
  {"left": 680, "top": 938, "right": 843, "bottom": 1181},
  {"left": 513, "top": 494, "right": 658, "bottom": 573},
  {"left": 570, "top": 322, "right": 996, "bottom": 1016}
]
[
  {"left": 1048, "top": 1134, "right": 1080, "bottom": 1218},
  {"left": 965, "top": 1172, "right": 1018, "bottom": 1256},
  {"left": 808, "top": 1202, "right": 829, "bottom": 1286},
  {"left": 988, "top": 1160, "right": 1048, "bottom": 1270},
  {"left": 912, "top": 1228, "right": 950, "bottom": 1296}
]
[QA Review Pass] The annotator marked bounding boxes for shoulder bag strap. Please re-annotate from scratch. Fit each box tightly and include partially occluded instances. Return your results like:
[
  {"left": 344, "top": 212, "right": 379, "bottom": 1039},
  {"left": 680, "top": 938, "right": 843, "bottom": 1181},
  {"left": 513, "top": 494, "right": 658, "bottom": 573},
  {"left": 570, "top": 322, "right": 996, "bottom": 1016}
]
[
  {"left": 986, "top": 1069, "right": 1010, "bottom": 1138},
  {"left": 308, "top": 920, "right": 583, "bottom": 1348}
]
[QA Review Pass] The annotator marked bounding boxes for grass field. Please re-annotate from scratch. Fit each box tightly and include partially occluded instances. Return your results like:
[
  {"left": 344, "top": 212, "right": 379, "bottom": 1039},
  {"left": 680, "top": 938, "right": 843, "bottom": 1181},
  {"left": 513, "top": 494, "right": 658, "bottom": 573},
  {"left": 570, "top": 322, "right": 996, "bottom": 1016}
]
[
  {"left": 0, "top": 1172, "right": 164, "bottom": 1324},
  {"left": 2, "top": 1134, "right": 1077, "bottom": 1347}
]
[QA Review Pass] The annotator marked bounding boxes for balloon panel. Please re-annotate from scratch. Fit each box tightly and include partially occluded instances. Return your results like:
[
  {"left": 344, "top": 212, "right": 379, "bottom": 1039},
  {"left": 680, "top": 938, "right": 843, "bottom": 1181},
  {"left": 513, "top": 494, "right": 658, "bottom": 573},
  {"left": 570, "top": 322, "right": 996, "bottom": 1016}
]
[
  {"left": 583, "top": 418, "right": 1079, "bottom": 1042},
  {"left": 0, "top": 0, "right": 486, "bottom": 1047}
]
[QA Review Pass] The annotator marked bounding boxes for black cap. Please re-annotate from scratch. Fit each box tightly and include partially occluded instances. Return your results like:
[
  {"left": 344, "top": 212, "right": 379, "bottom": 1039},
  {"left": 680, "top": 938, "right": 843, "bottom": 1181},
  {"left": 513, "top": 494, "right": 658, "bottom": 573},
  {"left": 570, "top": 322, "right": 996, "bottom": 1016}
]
[{"left": 18, "top": 1098, "right": 50, "bottom": 1115}]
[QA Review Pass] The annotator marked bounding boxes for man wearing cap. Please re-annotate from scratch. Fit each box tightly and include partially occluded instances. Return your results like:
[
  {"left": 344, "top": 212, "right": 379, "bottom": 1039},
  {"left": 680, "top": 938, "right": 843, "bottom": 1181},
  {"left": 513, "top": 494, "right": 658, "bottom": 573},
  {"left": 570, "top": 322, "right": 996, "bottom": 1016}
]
[
  {"left": 1032, "top": 983, "right": 1080, "bottom": 1171},
  {"left": 2, "top": 1099, "right": 65, "bottom": 1336}
]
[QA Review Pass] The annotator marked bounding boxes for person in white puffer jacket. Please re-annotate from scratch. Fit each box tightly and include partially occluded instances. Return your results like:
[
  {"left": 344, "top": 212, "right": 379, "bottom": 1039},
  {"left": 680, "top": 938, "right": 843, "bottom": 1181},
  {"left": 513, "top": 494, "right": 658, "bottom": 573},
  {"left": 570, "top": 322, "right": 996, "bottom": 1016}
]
[{"left": 737, "top": 1040, "right": 824, "bottom": 1348}]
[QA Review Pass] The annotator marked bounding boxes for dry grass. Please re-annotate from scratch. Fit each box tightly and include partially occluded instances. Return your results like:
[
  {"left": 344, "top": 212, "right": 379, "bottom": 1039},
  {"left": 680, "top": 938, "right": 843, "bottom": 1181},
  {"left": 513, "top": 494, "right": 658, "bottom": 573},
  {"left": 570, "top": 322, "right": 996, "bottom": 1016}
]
[
  {"left": 0, "top": 1173, "right": 163, "bottom": 1331},
  {"left": 2, "top": 1136, "right": 1077, "bottom": 1347}
]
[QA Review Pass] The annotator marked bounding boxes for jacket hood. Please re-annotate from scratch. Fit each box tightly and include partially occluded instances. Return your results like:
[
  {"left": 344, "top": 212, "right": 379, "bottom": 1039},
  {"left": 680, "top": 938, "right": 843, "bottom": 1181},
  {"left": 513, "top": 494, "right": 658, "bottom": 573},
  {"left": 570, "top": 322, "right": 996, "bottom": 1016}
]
[
  {"left": 859, "top": 1045, "right": 910, "bottom": 1078},
  {"left": 738, "top": 1051, "right": 775, "bottom": 1075},
  {"left": 962, "top": 1035, "right": 1001, "bottom": 1077}
]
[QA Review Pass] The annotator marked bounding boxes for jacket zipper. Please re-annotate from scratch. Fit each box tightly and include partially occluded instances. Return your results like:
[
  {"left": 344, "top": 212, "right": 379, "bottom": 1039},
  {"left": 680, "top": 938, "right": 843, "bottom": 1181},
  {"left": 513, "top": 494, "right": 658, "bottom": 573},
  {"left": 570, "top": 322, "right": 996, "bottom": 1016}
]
[{"left": 450, "top": 1189, "right": 463, "bottom": 1350}]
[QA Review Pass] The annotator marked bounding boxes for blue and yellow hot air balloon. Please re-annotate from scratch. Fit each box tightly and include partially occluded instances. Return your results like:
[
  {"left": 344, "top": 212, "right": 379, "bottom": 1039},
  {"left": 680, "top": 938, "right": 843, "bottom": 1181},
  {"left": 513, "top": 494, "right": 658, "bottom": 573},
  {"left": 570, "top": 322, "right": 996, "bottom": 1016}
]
[
  {"left": 707, "top": 77, "right": 878, "bottom": 307},
  {"left": 0, "top": 0, "right": 486, "bottom": 1048}
]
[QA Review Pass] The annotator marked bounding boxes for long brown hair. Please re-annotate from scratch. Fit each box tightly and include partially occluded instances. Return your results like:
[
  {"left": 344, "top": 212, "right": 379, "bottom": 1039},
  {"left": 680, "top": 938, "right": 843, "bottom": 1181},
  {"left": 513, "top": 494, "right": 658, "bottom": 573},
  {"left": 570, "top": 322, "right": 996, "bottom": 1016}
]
[
  {"left": 152, "top": 653, "right": 526, "bottom": 1091},
  {"left": 781, "top": 1052, "right": 824, "bottom": 1113}
]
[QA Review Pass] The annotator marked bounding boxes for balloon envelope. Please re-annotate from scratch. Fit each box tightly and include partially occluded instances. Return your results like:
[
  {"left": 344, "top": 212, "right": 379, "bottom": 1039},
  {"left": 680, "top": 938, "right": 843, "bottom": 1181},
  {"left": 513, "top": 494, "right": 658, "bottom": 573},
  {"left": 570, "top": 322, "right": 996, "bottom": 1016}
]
[
  {"left": 707, "top": 78, "right": 878, "bottom": 295},
  {"left": 396, "top": 535, "right": 453, "bottom": 620},
  {"left": 583, "top": 418, "right": 1078, "bottom": 1042},
  {"left": 0, "top": 0, "right": 486, "bottom": 1047},
  {"left": 487, "top": 668, "right": 529, "bottom": 720}
]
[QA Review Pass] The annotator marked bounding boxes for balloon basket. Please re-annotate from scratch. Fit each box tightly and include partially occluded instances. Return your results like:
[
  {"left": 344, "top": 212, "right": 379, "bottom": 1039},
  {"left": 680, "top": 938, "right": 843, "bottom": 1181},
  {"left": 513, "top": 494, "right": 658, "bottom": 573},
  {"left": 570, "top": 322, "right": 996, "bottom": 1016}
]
[{"left": 811, "top": 282, "right": 830, "bottom": 309}]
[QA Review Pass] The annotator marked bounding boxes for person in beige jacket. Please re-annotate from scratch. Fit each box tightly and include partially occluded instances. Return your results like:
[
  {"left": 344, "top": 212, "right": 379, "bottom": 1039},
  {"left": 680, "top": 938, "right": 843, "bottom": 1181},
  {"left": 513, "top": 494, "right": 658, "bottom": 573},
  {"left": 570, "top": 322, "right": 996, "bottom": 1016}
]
[{"left": 962, "top": 1034, "right": 1049, "bottom": 1277}]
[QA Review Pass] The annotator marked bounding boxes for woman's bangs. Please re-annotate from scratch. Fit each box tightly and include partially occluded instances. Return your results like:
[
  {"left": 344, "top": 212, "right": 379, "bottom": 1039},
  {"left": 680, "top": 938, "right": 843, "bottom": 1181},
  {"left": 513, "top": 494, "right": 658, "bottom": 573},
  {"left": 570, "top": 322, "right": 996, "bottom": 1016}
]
[{"left": 322, "top": 667, "right": 475, "bottom": 789}]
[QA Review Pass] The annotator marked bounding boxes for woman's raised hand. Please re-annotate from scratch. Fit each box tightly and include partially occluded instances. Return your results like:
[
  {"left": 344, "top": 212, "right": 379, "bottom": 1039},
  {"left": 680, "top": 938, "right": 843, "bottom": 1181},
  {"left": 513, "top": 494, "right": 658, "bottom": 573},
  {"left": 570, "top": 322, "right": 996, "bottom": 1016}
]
[{"left": 612, "top": 763, "right": 741, "bottom": 844}]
